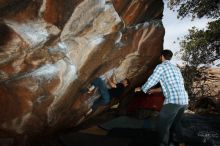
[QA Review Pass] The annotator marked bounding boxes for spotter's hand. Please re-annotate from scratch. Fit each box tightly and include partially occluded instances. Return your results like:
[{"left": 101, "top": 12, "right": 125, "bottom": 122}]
[{"left": 135, "top": 87, "right": 141, "bottom": 92}]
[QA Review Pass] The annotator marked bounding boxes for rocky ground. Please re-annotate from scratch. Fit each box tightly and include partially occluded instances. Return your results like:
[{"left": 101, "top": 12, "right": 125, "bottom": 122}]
[{"left": 4, "top": 109, "right": 217, "bottom": 146}]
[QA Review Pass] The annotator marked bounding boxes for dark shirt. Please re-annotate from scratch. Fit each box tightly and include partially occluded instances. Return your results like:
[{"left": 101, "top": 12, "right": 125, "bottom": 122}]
[{"left": 108, "top": 83, "right": 125, "bottom": 98}]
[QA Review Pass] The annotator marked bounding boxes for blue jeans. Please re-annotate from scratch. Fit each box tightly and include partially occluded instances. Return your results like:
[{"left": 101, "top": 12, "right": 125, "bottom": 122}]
[
  {"left": 91, "top": 78, "right": 110, "bottom": 110},
  {"left": 158, "top": 103, "right": 187, "bottom": 145}
]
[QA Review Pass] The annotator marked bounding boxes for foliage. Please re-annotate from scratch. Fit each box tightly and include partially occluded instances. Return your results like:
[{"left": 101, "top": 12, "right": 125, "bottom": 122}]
[
  {"left": 168, "top": 0, "right": 220, "bottom": 19},
  {"left": 167, "top": 0, "right": 220, "bottom": 112},
  {"left": 177, "top": 21, "right": 219, "bottom": 114},
  {"left": 180, "top": 19, "right": 220, "bottom": 66},
  {"left": 178, "top": 20, "right": 220, "bottom": 104}
]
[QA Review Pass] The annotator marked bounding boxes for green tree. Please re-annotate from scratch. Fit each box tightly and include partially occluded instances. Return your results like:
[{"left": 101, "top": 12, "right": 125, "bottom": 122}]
[
  {"left": 180, "top": 20, "right": 220, "bottom": 66},
  {"left": 168, "top": 0, "right": 220, "bottom": 19},
  {"left": 168, "top": 0, "right": 220, "bottom": 112},
  {"left": 179, "top": 20, "right": 220, "bottom": 106}
]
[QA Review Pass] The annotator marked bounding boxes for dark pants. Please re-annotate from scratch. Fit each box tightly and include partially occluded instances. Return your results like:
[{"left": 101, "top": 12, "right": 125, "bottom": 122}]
[
  {"left": 158, "top": 103, "right": 187, "bottom": 145},
  {"left": 91, "top": 78, "right": 110, "bottom": 110}
]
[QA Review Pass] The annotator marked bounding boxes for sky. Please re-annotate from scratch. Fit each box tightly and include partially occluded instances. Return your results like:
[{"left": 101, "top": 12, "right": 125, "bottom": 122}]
[{"left": 162, "top": 3, "right": 210, "bottom": 65}]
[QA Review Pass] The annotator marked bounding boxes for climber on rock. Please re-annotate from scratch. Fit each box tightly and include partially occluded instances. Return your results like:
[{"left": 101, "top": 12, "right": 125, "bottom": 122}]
[{"left": 86, "top": 76, "right": 130, "bottom": 115}]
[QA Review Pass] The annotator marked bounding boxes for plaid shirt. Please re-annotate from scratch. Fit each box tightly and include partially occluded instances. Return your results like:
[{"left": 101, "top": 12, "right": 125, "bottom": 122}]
[{"left": 141, "top": 60, "right": 188, "bottom": 105}]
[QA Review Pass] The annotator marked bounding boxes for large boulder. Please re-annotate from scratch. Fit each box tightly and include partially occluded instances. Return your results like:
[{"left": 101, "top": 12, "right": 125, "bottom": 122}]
[{"left": 0, "top": 0, "right": 164, "bottom": 142}]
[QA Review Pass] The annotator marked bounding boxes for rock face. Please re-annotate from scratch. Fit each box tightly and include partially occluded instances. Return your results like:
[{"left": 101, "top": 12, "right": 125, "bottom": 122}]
[
  {"left": 202, "top": 68, "right": 220, "bottom": 98},
  {"left": 193, "top": 68, "right": 220, "bottom": 113},
  {"left": 0, "top": 0, "right": 164, "bottom": 142}
]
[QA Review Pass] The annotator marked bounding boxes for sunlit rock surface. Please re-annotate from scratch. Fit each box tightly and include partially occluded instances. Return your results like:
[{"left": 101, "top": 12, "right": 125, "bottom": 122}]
[{"left": 0, "top": 0, "right": 164, "bottom": 140}]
